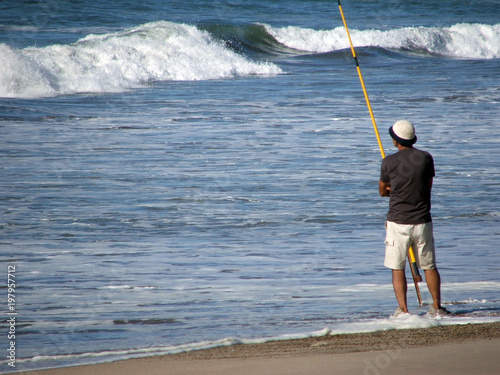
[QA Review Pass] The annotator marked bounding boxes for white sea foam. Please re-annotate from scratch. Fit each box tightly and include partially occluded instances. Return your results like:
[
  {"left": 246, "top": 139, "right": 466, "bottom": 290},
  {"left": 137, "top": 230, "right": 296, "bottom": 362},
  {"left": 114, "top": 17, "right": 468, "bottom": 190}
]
[
  {"left": 263, "top": 23, "right": 500, "bottom": 59},
  {"left": 17, "top": 315, "right": 500, "bottom": 368},
  {"left": 337, "top": 281, "right": 500, "bottom": 293},
  {"left": 0, "top": 21, "right": 282, "bottom": 98}
]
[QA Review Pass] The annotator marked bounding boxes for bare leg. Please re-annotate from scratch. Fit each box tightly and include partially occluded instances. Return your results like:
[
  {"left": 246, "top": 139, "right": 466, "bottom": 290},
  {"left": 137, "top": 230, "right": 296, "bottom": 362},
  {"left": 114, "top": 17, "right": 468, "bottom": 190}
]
[
  {"left": 424, "top": 268, "right": 441, "bottom": 309},
  {"left": 392, "top": 269, "right": 408, "bottom": 312}
]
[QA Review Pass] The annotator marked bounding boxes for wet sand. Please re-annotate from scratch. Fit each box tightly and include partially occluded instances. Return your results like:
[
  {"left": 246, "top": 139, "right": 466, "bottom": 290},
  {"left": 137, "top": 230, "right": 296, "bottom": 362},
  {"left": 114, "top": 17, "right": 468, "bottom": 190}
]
[{"left": 14, "top": 321, "right": 500, "bottom": 375}]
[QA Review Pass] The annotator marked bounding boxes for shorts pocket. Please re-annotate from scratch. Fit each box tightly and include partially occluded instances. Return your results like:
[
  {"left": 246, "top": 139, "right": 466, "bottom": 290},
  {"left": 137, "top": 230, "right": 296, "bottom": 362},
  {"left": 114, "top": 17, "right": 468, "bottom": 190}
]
[{"left": 385, "top": 238, "right": 395, "bottom": 246}]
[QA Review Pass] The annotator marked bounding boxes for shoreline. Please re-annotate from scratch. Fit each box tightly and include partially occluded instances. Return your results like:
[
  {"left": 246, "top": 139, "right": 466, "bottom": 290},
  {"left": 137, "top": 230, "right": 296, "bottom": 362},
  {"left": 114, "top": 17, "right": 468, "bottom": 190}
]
[{"left": 12, "top": 321, "right": 500, "bottom": 375}]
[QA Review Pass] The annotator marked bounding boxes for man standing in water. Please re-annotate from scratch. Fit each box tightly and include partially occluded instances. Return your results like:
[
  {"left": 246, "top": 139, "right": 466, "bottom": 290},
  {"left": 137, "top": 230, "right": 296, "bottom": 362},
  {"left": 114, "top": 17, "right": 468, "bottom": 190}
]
[{"left": 379, "top": 120, "right": 450, "bottom": 317}]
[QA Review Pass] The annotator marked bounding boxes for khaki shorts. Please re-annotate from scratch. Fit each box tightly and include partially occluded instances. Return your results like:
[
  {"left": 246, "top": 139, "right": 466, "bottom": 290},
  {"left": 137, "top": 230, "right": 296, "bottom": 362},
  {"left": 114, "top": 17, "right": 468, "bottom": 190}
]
[{"left": 384, "top": 221, "right": 436, "bottom": 270}]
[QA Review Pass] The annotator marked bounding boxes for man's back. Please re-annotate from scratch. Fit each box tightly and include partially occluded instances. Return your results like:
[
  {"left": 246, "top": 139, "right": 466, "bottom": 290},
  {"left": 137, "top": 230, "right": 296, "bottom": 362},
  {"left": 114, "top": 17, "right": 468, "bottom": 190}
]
[{"left": 380, "top": 147, "right": 435, "bottom": 224}]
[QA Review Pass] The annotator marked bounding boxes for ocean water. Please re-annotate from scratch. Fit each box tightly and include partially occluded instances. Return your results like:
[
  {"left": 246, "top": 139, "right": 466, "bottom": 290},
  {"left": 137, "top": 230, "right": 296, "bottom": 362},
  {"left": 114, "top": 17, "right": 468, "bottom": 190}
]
[{"left": 1, "top": 0, "right": 499, "bottom": 372}]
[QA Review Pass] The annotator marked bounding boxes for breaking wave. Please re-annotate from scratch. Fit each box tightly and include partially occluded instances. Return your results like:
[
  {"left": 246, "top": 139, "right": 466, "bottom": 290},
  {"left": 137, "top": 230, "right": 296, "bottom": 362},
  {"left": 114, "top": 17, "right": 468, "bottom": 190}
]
[
  {"left": 262, "top": 22, "right": 500, "bottom": 58},
  {"left": 0, "top": 21, "right": 282, "bottom": 98},
  {"left": 1, "top": 21, "right": 498, "bottom": 99}
]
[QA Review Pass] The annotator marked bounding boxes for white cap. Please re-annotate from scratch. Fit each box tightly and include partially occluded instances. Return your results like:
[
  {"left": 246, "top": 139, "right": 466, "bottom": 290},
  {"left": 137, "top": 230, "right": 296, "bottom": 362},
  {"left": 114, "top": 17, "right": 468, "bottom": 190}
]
[{"left": 389, "top": 120, "right": 417, "bottom": 146}]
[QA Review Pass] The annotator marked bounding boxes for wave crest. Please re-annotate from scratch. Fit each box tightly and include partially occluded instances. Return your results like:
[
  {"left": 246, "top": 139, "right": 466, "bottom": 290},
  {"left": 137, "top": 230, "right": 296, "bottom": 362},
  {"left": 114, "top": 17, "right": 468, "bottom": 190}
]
[
  {"left": 263, "top": 23, "right": 500, "bottom": 59},
  {"left": 0, "top": 21, "right": 282, "bottom": 99}
]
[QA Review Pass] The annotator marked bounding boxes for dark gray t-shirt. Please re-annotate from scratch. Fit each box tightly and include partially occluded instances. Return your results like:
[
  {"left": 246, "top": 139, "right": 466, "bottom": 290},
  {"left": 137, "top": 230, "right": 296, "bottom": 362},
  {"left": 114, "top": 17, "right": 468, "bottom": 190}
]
[{"left": 380, "top": 147, "right": 435, "bottom": 224}]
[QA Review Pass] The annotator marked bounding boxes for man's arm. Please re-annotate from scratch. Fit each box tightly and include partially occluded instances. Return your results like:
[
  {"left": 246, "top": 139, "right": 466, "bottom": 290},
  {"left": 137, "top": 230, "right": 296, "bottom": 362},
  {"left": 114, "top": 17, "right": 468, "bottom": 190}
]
[{"left": 379, "top": 180, "right": 391, "bottom": 197}]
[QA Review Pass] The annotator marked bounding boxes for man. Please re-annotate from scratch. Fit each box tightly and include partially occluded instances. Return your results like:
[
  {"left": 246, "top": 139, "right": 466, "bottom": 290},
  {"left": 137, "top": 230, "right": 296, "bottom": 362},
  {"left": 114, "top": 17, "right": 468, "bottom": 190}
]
[{"left": 379, "top": 120, "right": 450, "bottom": 317}]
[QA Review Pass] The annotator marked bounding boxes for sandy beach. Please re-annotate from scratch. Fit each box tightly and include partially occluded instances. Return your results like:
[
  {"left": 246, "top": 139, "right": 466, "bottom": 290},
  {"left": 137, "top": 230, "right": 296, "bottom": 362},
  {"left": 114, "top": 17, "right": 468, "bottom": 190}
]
[{"left": 14, "top": 321, "right": 500, "bottom": 375}]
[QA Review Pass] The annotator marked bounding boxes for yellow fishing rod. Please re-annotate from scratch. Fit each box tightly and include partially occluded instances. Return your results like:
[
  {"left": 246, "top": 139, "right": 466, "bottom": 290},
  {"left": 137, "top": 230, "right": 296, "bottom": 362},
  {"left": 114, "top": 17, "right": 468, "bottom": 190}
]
[{"left": 337, "top": 0, "right": 423, "bottom": 305}]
